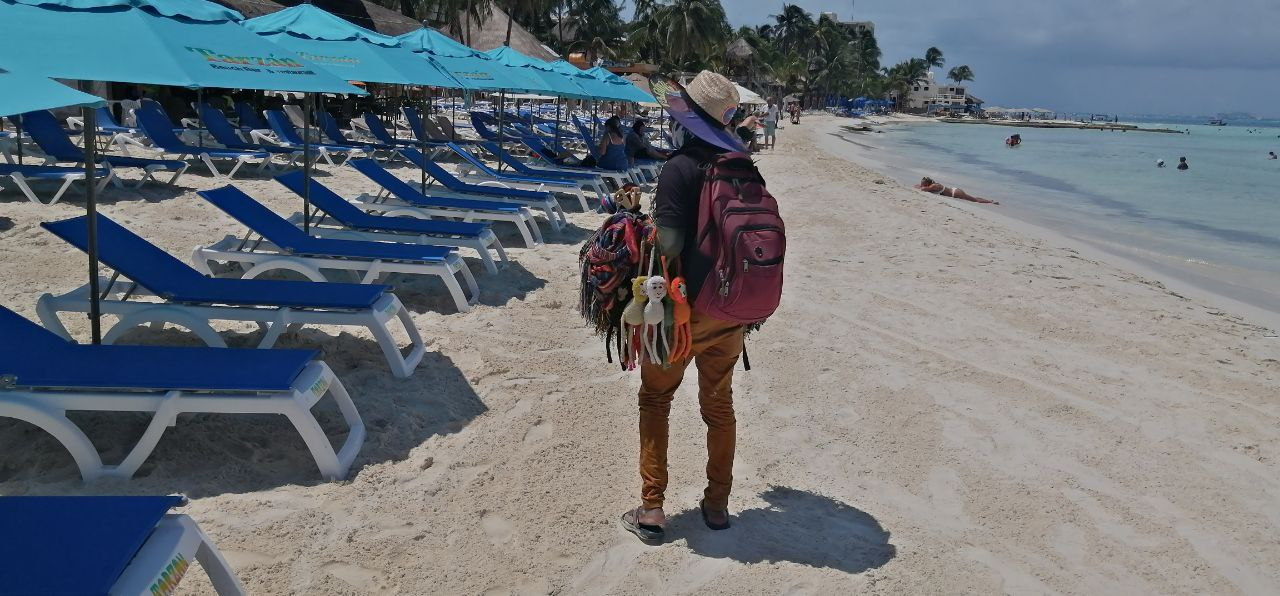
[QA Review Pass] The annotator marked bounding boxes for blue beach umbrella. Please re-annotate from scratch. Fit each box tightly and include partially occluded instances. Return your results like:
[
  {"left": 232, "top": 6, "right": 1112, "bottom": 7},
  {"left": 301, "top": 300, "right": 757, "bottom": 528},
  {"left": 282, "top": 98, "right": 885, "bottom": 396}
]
[
  {"left": 0, "top": 66, "right": 106, "bottom": 114},
  {"left": 242, "top": 4, "right": 460, "bottom": 89},
  {"left": 0, "top": 0, "right": 364, "bottom": 343},
  {"left": 0, "top": 0, "right": 362, "bottom": 93},
  {"left": 585, "top": 66, "right": 656, "bottom": 104},
  {"left": 243, "top": 4, "right": 465, "bottom": 206},
  {"left": 544, "top": 60, "right": 630, "bottom": 102},
  {"left": 484, "top": 47, "right": 590, "bottom": 99},
  {"left": 395, "top": 28, "right": 543, "bottom": 93}
]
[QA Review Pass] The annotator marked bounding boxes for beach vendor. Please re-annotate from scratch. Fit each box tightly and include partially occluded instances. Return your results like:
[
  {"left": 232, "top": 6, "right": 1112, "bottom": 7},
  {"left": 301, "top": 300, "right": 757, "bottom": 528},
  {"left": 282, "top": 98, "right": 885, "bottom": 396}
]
[
  {"left": 915, "top": 176, "right": 999, "bottom": 205},
  {"left": 620, "top": 71, "right": 751, "bottom": 544}
]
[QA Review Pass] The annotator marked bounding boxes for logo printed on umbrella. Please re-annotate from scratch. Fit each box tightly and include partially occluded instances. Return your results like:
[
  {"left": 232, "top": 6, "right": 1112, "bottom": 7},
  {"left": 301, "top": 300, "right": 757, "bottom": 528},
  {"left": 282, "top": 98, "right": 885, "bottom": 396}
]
[{"left": 186, "top": 47, "right": 306, "bottom": 69}]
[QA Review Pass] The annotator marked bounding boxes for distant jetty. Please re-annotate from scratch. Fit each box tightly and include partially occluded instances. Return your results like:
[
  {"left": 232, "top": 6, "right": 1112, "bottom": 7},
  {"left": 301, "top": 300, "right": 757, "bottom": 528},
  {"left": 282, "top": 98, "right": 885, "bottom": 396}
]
[{"left": 939, "top": 118, "right": 1185, "bottom": 134}]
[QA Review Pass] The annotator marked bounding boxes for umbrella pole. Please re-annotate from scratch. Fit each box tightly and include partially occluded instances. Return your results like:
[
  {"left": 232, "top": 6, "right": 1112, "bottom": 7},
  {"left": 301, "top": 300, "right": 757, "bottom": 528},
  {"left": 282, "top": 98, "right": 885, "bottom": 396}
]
[
  {"left": 450, "top": 88, "right": 457, "bottom": 142},
  {"left": 420, "top": 87, "right": 428, "bottom": 193},
  {"left": 81, "top": 92, "right": 101, "bottom": 344},
  {"left": 496, "top": 90, "right": 505, "bottom": 169},
  {"left": 15, "top": 117, "right": 22, "bottom": 165},
  {"left": 197, "top": 88, "right": 203, "bottom": 149},
  {"left": 303, "top": 93, "right": 312, "bottom": 234},
  {"left": 554, "top": 96, "right": 562, "bottom": 155}
]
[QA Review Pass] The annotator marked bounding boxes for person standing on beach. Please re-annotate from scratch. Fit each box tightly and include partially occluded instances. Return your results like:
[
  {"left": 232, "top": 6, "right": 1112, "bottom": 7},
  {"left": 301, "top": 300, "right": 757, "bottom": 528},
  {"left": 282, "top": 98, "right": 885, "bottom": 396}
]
[
  {"left": 1177, "top": 156, "right": 1190, "bottom": 170},
  {"left": 620, "top": 71, "right": 751, "bottom": 545},
  {"left": 762, "top": 98, "right": 779, "bottom": 149}
]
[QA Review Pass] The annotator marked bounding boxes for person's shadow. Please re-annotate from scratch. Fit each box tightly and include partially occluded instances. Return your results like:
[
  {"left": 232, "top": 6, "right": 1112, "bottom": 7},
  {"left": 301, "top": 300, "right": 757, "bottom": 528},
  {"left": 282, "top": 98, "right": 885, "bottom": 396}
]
[{"left": 666, "top": 486, "right": 895, "bottom": 574}]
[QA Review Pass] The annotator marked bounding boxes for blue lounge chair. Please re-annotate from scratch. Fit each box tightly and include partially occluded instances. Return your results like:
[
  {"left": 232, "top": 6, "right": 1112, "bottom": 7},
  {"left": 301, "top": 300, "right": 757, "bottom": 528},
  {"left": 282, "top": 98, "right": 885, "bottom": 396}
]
[
  {"left": 468, "top": 111, "right": 522, "bottom": 143},
  {"left": 20, "top": 110, "right": 189, "bottom": 188},
  {"left": 399, "top": 147, "right": 566, "bottom": 230},
  {"left": 0, "top": 304, "right": 364, "bottom": 480},
  {"left": 520, "top": 135, "right": 633, "bottom": 190},
  {"left": 193, "top": 185, "right": 479, "bottom": 312},
  {"left": 0, "top": 162, "right": 112, "bottom": 204},
  {"left": 317, "top": 112, "right": 397, "bottom": 160},
  {"left": 38, "top": 214, "right": 427, "bottom": 378},
  {"left": 274, "top": 171, "right": 507, "bottom": 274},
  {"left": 234, "top": 101, "right": 269, "bottom": 133},
  {"left": 264, "top": 110, "right": 367, "bottom": 166},
  {"left": 198, "top": 103, "right": 304, "bottom": 165},
  {"left": 348, "top": 158, "right": 542, "bottom": 247},
  {"left": 446, "top": 142, "right": 600, "bottom": 212},
  {"left": 480, "top": 141, "right": 602, "bottom": 182},
  {"left": 403, "top": 106, "right": 479, "bottom": 147},
  {"left": 65, "top": 106, "right": 151, "bottom": 153},
  {"left": 361, "top": 111, "right": 421, "bottom": 148},
  {"left": 0, "top": 496, "right": 246, "bottom": 594},
  {"left": 135, "top": 103, "right": 271, "bottom": 179}
]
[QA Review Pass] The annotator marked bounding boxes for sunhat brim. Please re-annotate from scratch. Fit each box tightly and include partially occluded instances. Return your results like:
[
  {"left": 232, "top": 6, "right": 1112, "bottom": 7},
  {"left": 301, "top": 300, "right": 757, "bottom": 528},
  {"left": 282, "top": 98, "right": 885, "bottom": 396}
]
[{"left": 651, "top": 75, "right": 746, "bottom": 153}]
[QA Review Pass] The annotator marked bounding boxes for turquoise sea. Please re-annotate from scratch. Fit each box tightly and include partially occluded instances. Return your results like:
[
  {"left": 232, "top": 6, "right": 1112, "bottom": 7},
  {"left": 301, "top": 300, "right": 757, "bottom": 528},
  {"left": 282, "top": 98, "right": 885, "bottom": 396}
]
[{"left": 830, "top": 119, "right": 1280, "bottom": 321}]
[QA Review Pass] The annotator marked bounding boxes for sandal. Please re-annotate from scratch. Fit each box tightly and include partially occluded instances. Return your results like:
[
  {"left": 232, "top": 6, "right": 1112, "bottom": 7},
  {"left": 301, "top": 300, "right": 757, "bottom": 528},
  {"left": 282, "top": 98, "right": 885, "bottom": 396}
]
[
  {"left": 700, "top": 500, "right": 730, "bottom": 531},
  {"left": 620, "top": 507, "right": 665, "bottom": 545}
]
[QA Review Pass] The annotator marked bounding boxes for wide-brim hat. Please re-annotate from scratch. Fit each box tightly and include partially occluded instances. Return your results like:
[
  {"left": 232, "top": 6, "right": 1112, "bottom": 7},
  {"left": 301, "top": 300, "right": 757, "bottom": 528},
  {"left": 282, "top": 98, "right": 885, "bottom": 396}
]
[{"left": 651, "top": 71, "right": 745, "bottom": 152}]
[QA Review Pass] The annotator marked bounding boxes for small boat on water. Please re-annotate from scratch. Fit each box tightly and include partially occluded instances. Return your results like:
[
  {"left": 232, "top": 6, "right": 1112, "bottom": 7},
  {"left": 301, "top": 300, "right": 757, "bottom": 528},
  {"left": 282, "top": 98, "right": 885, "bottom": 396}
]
[{"left": 1208, "top": 118, "right": 1227, "bottom": 126}]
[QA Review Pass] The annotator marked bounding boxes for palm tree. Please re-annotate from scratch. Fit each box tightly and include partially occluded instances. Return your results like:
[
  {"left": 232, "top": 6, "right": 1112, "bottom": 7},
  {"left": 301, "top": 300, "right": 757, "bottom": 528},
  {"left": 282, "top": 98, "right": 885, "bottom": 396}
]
[
  {"left": 770, "top": 4, "right": 814, "bottom": 55},
  {"left": 656, "top": 0, "right": 729, "bottom": 70},
  {"left": 947, "top": 65, "right": 974, "bottom": 85},
  {"left": 501, "top": 0, "right": 547, "bottom": 46},
  {"left": 924, "top": 46, "right": 944, "bottom": 70}
]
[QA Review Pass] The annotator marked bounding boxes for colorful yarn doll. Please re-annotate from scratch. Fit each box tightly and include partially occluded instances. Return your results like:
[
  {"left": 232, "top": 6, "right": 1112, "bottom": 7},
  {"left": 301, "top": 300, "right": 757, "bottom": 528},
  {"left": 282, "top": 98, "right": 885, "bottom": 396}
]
[
  {"left": 641, "top": 275, "right": 668, "bottom": 364},
  {"left": 667, "top": 277, "right": 691, "bottom": 363}
]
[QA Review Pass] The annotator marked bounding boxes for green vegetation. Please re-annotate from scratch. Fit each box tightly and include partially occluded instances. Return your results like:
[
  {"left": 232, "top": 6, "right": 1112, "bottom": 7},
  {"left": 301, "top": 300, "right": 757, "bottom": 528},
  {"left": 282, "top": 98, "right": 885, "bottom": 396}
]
[{"left": 379, "top": 1, "right": 969, "bottom": 108}]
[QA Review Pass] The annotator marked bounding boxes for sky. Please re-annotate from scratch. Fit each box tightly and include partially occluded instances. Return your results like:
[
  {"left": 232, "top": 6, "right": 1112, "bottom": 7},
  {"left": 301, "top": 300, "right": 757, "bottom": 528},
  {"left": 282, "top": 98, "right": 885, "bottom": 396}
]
[{"left": 625, "top": 0, "right": 1280, "bottom": 118}]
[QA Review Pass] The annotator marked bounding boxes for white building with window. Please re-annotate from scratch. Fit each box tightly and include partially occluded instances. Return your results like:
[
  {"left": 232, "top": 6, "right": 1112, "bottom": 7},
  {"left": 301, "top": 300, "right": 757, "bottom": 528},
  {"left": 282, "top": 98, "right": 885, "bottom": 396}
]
[{"left": 890, "top": 71, "right": 977, "bottom": 112}]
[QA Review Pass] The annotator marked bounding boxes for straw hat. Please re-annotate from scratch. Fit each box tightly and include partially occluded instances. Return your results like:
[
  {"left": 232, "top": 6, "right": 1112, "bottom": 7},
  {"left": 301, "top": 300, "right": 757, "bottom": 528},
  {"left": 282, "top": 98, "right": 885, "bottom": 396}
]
[
  {"left": 652, "top": 70, "right": 745, "bottom": 152},
  {"left": 684, "top": 70, "right": 740, "bottom": 126}
]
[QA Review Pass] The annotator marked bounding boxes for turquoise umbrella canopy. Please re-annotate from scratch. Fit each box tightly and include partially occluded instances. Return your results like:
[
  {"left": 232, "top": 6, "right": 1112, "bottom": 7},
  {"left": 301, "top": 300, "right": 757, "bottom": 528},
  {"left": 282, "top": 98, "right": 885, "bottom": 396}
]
[
  {"left": 396, "top": 28, "right": 542, "bottom": 93},
  {"left": 0, "top": 65, "right": 105, "bottom": 116},
  {"left": 243, "top": 5, "right": 460, "bottom": 88},
  {"left": 484, "top": 46, "right": 590, "bottom": 99},
  {"left": 586, "top": 66, "right": 655, "bottom": 103},
  {"left": 544, "top": 60, "right": 630, "bottom": 101},
  {"left": 0, "top": 0, "right": 362, "bottom": 93}
]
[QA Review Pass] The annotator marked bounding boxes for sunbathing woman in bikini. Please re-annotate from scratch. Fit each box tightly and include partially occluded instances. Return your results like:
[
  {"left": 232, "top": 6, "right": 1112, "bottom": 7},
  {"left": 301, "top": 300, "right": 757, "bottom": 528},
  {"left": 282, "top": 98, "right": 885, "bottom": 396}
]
[{"left": 914, "top": 177, "right": 999, "bottom": 205}]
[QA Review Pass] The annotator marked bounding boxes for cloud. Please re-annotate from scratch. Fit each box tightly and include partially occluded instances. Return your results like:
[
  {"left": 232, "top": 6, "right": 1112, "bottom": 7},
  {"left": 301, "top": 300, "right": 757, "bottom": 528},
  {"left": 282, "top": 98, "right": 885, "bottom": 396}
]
[{"left": 701, "top": 0, "right": 1280, "bottom": 115}]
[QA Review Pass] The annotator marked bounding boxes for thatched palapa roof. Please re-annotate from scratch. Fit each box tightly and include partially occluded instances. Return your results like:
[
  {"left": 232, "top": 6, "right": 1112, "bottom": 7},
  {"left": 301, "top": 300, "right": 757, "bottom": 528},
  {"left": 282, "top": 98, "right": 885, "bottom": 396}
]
[
  {"left": 214, "top": 0, "right": 423, "bottom": 35},
  {"left": 458, "top": 5, "right": 558, "bottom": 62},
  {"left": 725, "top": 38, "right": 755, "bottom": 63}
]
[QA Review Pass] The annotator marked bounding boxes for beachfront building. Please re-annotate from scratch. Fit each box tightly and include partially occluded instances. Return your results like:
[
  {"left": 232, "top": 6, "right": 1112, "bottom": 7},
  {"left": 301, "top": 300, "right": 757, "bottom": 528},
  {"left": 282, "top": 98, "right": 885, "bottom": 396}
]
[
  {"left": 888, "top": 71, "right": 978, "bottom": 112},
  {"left": 819, "top": 12, "right": 875, "bottom": 36}
]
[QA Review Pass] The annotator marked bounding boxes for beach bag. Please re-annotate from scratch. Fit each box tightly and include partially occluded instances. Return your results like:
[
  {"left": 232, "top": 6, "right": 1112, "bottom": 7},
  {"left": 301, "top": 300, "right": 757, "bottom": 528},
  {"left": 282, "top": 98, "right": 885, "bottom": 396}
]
[
  {"left": 692, "top": 152, "right": 785, "bottom": 325},
  {"left": 579, "top": 211, "right": 656, "bottom": 368}
]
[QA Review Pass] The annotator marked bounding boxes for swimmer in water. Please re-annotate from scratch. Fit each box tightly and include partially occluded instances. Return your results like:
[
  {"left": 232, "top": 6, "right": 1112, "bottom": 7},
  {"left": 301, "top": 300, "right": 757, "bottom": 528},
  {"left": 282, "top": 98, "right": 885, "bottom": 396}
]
[
  {"left": 915, "top": 177, "right": 999, "bottom": 204},
  {"left": 1177, "top": 156, "right": 1189, "bottom": 170},
  {"left": 1157, "top": 159, "right": 1166, "bottom": 168},
  {"left": 1269, "top": 151, "right": 1277, "bottom": 160}
]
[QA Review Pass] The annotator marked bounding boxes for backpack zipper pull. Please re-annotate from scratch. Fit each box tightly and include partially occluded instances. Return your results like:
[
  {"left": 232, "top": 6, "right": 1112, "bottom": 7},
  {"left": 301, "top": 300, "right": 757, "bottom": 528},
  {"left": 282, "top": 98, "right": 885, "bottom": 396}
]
[{"left": 743, "top": 258, "right": 749, "bottom": 272}]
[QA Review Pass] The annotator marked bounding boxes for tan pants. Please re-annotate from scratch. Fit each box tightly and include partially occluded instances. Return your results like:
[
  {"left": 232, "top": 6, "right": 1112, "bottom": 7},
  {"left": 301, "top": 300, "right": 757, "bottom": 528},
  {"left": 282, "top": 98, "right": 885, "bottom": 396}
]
[{"left": 638, "top": 312, "right": 744, "bottom": 511}]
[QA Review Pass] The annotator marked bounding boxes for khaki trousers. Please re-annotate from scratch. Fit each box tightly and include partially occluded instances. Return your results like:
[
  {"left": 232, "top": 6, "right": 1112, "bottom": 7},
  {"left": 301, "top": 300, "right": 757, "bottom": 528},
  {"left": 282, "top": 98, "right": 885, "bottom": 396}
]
[{"left": 638, "top": 312, "right": 744, "bottom": 511}]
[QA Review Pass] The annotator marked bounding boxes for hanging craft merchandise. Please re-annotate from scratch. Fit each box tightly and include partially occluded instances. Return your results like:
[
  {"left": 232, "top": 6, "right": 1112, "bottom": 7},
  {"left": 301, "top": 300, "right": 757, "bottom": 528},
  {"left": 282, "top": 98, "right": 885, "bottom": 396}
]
[{"left": 579, "top": 199, "right": 688, "bottom": 370}]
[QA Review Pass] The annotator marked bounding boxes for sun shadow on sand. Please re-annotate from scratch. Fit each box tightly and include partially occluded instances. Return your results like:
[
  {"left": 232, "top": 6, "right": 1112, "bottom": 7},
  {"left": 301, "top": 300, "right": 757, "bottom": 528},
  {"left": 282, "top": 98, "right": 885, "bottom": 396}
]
[
  {"left": 0, "top": 216, "right": 13, "bottom": 233},
  {"left": 667, "top": 486, "right": 896, "bottom": 575},
  {"left": 0, "top": 327, "right": 486, "bottom": 497}
]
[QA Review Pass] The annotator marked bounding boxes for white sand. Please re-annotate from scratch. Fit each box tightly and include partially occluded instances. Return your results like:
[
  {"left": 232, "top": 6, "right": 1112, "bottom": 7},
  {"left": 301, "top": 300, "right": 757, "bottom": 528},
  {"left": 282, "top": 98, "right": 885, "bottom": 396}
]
[{"left": 1, "top": 115, "right": 1277, "bottom": 594}]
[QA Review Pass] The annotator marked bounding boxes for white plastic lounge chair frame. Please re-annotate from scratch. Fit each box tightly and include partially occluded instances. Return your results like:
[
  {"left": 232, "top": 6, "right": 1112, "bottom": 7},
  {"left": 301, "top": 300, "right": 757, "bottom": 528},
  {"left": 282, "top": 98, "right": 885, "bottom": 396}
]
[
  {"left": 113, "top": 508, "right": 247, "bottom": 595},
  {"left": 0, "top": 360, "right": 364, "bottom": 481},
  {"left": 352, "top": 188, "right": 544, "bottom": 249},
  {"left": 37, "top": 277, "right": 427, "bottom": 378},
  {"left": 287, "top": 212, "right": 508, "bottom": 275},
  {"left": 132, "top": 108, "right": 276, "bottom": 179},
  {"left": 1, "top": 168, "right": 114, "bottom": 205},
  {"left": 191, "top": 233, "right": 481, "bottom": 313}
]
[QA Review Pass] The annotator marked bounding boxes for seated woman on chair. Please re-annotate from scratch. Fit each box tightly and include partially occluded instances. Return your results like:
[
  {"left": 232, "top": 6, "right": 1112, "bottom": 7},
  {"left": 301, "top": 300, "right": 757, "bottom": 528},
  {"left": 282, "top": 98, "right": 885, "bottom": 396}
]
[{"left": 915, "top": 177, "right": 999, "bottom": 205}]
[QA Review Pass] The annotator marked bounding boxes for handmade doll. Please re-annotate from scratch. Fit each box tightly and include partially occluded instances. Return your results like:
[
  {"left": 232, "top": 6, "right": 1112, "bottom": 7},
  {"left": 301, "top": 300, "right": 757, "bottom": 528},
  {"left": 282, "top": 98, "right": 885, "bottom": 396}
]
[
  {"left": 667, "top": 277, "right": 691, "bottom": 363},
  {"left": 619, "top": 276, "right": 648, "bottom": 367},
  {"left": 641, "top": 275, "right": 668, "bottom": 363}
]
